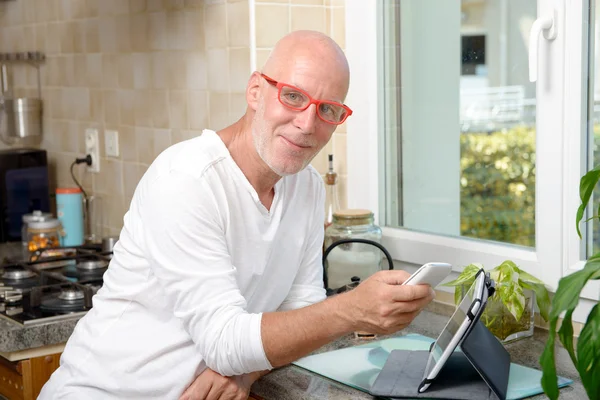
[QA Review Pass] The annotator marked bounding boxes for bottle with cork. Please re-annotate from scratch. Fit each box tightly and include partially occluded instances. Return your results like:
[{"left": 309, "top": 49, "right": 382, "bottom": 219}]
[{"left": 324, "top": 154, "right": 341, "bottom": 230}]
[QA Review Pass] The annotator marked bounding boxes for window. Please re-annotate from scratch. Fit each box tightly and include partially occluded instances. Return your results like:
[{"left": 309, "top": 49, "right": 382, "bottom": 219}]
[{"left": 345, "top": 1, "right": 600, "bottom": 320}]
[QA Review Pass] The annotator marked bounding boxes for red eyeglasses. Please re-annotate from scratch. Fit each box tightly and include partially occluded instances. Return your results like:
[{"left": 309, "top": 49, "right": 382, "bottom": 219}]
[{"left": 261, "top": 74, "right": 352, "bottom": 125}]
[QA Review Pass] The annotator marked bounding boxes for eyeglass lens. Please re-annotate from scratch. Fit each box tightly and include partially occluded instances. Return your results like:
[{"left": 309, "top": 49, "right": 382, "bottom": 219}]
[{"left": 279, "top": 85, "right": 347, "bottom": 123}]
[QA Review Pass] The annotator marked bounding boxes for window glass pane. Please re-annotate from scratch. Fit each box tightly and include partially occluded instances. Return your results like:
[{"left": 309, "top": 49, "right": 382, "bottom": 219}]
[{"left": 382, "top": 0, "right": 537, "bottom": 248}]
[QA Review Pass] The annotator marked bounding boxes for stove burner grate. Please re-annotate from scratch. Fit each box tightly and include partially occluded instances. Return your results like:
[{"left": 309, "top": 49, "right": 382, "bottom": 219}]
[{"left": 2, "top": 268, "right": 36, "bottom": 280}]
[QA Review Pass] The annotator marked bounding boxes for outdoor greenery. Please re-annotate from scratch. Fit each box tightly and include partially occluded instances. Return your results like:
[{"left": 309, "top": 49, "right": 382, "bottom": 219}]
[{"left": 460, "top": 126, "right": 536, "bottom": 247}]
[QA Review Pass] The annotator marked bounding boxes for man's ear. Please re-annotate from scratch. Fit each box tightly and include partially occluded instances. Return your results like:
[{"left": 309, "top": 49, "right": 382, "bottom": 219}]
[{"left": 246, "top": 71, "right": 262, "bottom": 111}]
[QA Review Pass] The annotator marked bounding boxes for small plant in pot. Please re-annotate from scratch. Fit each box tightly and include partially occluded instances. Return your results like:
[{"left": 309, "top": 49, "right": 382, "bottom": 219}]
[{"left": 443, "top": 261, "right": 551, "bottom": 343}]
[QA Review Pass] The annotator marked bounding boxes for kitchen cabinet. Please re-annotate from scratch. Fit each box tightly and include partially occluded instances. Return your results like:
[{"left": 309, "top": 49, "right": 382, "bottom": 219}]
[
  {"left": 0, "top": 350, "right": 265, "bottom": 400},
  {"left": 0, "top": 352, "right": 60, "bottom": 400}
]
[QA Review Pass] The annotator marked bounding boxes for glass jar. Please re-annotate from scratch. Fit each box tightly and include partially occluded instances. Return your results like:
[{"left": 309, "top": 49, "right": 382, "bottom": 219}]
[
  {"left": 27, "top": 218, "right": 63, "bottom": 254},
  {"left": 324, "top": 209, "right": 384, "bottom": 292},
  {"left": 21, "top": 211, "right": 53, "bottom": 259}
]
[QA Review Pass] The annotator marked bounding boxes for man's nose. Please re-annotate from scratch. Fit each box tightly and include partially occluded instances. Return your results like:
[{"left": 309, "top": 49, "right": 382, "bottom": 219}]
[{"left": 294, "top": 104, "right": 318, "bottom": 133}]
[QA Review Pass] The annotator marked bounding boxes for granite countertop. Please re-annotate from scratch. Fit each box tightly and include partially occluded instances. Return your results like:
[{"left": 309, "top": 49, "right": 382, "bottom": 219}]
[
  {"left": 251, "top": 303, "right": 587, "bottom": 400},
  {"left": 0, "top": 305, "right": 587, "bottom": 400},
  {"left": 0, "top": 238, "right": 587, "bottom": 398}
]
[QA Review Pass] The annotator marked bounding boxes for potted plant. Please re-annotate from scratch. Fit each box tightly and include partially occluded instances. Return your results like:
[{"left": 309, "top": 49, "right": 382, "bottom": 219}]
[
  {"left": 540, "top": 168, "right": 600, "bottom": 400},
  {"left": 443, "top": 260, "right": 551, "bottom": 343}
]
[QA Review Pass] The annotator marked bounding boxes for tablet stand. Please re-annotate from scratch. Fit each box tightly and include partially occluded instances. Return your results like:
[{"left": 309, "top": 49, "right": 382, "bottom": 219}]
[{"left": 369, "top": 320, "right": 510, "bottom": 400}]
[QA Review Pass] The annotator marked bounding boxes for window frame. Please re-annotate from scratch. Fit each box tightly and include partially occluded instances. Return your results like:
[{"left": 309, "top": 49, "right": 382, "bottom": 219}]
[{"left": 344, "top": 0, "right": 600, "bottom": 303}]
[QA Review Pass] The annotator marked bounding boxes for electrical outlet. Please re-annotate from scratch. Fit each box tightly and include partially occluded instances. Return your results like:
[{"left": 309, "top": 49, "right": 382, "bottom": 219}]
[
  {"left": 85, "top": 128, "right": 100, "bottom": 173},
  {"left": 105, "top": 129, "right": 120, "bottom": 157}
]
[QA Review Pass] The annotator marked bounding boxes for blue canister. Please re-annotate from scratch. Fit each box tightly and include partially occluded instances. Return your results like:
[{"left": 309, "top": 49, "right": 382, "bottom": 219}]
[{"left": 56, "top": 187, "right": 84, "bottom": 246}]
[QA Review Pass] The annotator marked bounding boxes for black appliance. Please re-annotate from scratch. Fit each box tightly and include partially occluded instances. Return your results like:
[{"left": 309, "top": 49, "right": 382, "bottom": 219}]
[
  {"left": 0, "top": 244, "right": 110, "bottom": 325},
  {"left": 0, "top": 148, "right": 50, "bottom": 243}
]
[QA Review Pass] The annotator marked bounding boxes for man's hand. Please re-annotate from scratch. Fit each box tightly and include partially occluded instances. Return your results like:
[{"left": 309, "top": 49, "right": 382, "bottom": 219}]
[
  {"left": 343, "top": 270, "right": 435, "bottom": 335},
  {"left": 179, "top": 368, "right": 264, "bottom": 400}
]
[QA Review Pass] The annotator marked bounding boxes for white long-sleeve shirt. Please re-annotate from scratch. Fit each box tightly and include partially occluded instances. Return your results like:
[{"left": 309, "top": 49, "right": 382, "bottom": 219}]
[{"left": 39, "top": 130, "right": 327, "bottom": 400}]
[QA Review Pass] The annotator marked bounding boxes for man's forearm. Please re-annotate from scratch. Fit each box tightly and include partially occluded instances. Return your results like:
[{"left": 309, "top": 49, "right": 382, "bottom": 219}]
[{"left": 261, "top": 293, "right": 353, "bottom": 368}]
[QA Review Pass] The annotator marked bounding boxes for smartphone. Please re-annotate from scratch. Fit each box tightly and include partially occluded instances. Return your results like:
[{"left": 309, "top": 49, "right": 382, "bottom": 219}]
[{"left": 402, "top": 262, "right": 452, "bottom": 288}]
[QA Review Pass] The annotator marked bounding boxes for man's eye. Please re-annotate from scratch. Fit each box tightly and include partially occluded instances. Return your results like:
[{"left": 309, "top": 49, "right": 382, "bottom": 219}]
[{"left": 285, "top": 92, "right": 304, "bottom": 102}]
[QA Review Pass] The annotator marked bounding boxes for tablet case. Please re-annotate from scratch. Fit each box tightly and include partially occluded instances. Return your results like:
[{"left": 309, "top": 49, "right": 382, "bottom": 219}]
[{"left": 370, "top": 320, "right": 510, "bottom": 400}]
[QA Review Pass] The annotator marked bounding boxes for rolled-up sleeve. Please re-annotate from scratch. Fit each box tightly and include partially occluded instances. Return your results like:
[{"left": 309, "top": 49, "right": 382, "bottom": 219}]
[
  {"left": 277, "top": 183, "right": 327, "bottom": 311},
  {"left": 140, "top": 171, "right": 272, "bottom": 376}
]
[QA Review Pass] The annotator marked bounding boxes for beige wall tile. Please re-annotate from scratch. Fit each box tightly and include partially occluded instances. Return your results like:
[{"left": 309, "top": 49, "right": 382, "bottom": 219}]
[
  {"left": 0, "top": 0, "right": 339, "bottom": 235},
  {"left": 207, "top": 48, "right": 229, "bottom": 92},
  {"left": 228, "top": 48, "right": 250, "bottom": 92},
  {"left": 90, "top": 89, "right": 104, "bottom": 122},
  {"left": 130, "top": 0, "right": 147, "bottom": 14},
  {"left": 209, "top": 92, "right": 230, "bottom": 130},
  {"left": 291, "top": 6, "right": 326, "bottom": 34},
  {"left": 135, "top": 127, "right": 155, "bottom": 164},
  {"left": 131, "top": 14, "right": 149, "bottom": 52},
  {"left": 118, "top": 89, "right": 136, "bottom": 126},
  {"left": 291, "top": 0, "right": 323, "bottom": 5},
  {"left": 204, "top": 4, "right": 227, "bottom": 49},
  {"left": 188, "top": 91, "right": 208, "bottom": 130},
  {"left": 331, "top": 6, "right": 345, "bottom": 48},
  {"left": 255, "top": 5, "right": 289, "bottom": 48},
  {"left": 118, "top": 54, "right": 134, "bottom": 89},
  {"left": 103, "top": 90, "right": 121, "bottom": 125},
  {"left": 148, "top": 11, "right": 169, "bottom": 50},
  {"left": 46, "top": 22, "right": 62, "bottom": 54},
  {"left": 168, "top": 51, "right": 188, "bottom": 89},
  {"left": 229, "top": 93, "right": 247, "bottom": 121},
  {"left": 87, "top": 54, "right": 104, "bottom": 88},
  {"left": 85, "top": 18, "right": 101, "bottom": 53},
  {"left": 310, "top": 140, "right": 333, "bottom": 175},
  {"left": 169, "top": 90, "right": 188, "bottom": 129},
  {"left": 123, "top": 162, "right": 145, "bottom": 199},
  {"left": 99, "top": 17, "right": 118, "bottom": 53},
  {"left": 187, "top": 9, "right": 205, "bottom": 50},
  {"left": 332, "top": 133, "right": 346, "bottom": 175},
  {"left": 102, "top": 54, "right": 119, "bottom": 88},
  {"left": 187, "top": 52, "right": 207, "bottom": 90},
  {"left": 151, "top": 52, "right": 168, "bottom": 89},
  {"left": 133, "top": 53, "right": 153, "bottom": 89},
  {"left": 152, "top": 90, "right": 170, "bottom": 128},
  {"left": 255, "top": 49, "right": 271, "bottom": 71},
  {"left": 119, "top": 126, "right": 137, "bottom": 162},
  {"left": 227, "top": 1, "right": 250, "bottom": 48},
  {"left": 172, "top": 129, "right": 201, "bottom": 143},
  {"left": 134, "top": 89, "right": 153, "bottom": 127},
  {"left": 153, "top": 128, "right": 172, "bottom": 158}
]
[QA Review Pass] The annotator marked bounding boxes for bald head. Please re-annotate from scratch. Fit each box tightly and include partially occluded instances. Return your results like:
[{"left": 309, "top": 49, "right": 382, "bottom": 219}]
[{"left": 261, "top": 31, "right": 350, "bottom": 100}]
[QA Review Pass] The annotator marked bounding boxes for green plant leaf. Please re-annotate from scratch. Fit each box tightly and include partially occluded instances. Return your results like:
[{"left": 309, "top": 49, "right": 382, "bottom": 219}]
[
  {"left": 557, "top": 310, "right": 577, "bottom": 366},
  {"left": 520, "top": 280, "right": 551, "bottom": 321},
  {"left": 576, "top": 166, "right": 600, "bottom": 238},
  {"left": 514, "top": 267, "right": 545, "bottom": 284},
  {"left": 540, "top": 259, "right": 600, "bottom": 400},
  {"left": 496, "top": 281, "right": 525, "bottom": 321},
  {"left": 443, "top": 263, "right": 482, "bottom": 287},
  {"left": 548, "top": 261, "right": 600, "bottom": 321},
  {"left": 540, "top": 318, "right": 560, "bottom": 400},
  {"left": 577, "top": 303, "right": 600, "bottom": 400},
  {"left": 492, "top": 260, "right": 519, "bottom": 283}
]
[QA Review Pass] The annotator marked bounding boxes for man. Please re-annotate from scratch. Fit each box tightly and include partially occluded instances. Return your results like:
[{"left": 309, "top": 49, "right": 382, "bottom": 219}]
[{"left": 39, "top": 30, "right": 434, "bottom": 400}]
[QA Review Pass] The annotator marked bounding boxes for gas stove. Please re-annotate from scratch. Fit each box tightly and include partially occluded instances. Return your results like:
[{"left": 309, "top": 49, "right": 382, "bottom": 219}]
[{"left": 0, "top": 245, "right": 111, "bottom": 326}]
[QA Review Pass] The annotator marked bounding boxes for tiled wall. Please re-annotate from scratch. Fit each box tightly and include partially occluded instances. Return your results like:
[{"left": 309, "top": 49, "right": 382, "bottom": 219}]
[{"left": 0, "top": 0, "right": 347, "bottom": 237}]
